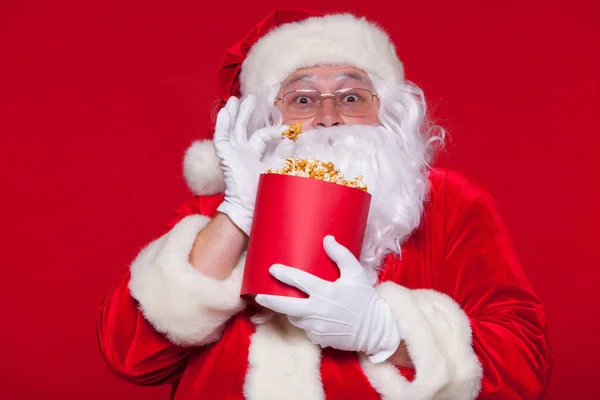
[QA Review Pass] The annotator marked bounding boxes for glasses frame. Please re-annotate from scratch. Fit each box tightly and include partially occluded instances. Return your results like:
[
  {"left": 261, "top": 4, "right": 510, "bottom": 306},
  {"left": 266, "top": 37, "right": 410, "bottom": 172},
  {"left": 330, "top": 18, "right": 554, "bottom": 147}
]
[{"left": 274, "top": 88, "right": 379, "bottom": 118}]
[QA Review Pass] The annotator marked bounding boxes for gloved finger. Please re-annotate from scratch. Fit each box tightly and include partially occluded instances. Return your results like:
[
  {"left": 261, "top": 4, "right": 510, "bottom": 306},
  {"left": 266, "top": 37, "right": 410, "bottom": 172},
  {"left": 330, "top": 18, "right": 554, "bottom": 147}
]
[
  {"left": 287, "top": 315, "right": 324, "bottom": 333},
  {"left": 269, "top": 264, "right": 324, "bottom": 296},
  {"left": 287, "top": 315, "right": 338, "bottom": 334},
  {"left": 213, "top": 107, "right": 231, "bottom": 148},
  {"left": 265, "top": 137, "right": 296, "bottom": 168},
  {"left": 224, "top": 96, "right": 239, "bottom": 133},
  {"left": 306, "top": 331, "right": 330, "bottom": 349},
  {"left": 248, "top": 125, "right": 289, "bottom": 155},
  {"left": 254, "top": 294, "right": 310, "bottom": 317},
  {"left": 323, "top": 235, "right": 363, "bottom": 277},
  {"left": 233, "top": 95, "right": 256, "bottom": 145},
  {"left": 306, "top": 331, "right": 350, "bottom": 351},
  {"left": 214, "top": 97, "right": 238, "bottom": 149}
]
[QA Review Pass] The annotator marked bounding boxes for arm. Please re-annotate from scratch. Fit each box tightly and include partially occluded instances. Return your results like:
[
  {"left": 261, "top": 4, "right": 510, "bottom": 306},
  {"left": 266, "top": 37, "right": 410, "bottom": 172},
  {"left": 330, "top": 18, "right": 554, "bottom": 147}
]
[
  {"left": 444, "top": 192, "right": 553, "bottom": 398},
  {"left": 98, "top": 95, "right": 286, "bottom": 385},
  {"left": 190, "top": 212, "right": 247, "bottom": 279},
  {"left": 364, "top": 189, "right": 552, "bottom": 399},
  {"left": 97, "top": 195, "right": 247, "bottom": 385},
  {"left": 97, "top": 273, "right": 190, "bottom": 386}
]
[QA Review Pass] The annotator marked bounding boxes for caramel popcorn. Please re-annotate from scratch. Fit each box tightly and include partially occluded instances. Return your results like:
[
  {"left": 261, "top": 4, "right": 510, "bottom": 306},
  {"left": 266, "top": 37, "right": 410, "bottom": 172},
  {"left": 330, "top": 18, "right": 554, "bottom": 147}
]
[
  {"left": 265, "top": 157, "right": 368, "bottom": 192},
  {"left": 281, "top": 122, "right": 303, "bottom": 141}
]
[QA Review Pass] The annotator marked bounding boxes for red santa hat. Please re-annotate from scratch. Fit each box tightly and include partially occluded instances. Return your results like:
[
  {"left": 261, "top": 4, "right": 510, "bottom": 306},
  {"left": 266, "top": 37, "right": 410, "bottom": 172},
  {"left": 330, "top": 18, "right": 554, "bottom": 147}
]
[
  {"left": 184, "top": 9, "right": 406, "bottom": 195},
  {"left": 219, "top": 8, "right": 405, "bottom": 102}
]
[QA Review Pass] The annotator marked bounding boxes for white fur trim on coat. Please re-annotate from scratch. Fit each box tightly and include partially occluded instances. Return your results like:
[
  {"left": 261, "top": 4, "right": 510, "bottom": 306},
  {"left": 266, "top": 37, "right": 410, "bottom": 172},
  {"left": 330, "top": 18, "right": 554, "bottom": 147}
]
[
  {"left": 241, "top": 13, "right": 405, "bottom": 102},
  {"left": 183, "top": 139, "right": 225, "bottom": 196},
  {"left": 129, "top": 214, "right": 245, "bottom": 346},
  {"left": 244, "top": 315, "right": 324, "bottom": 400},
  {"left": 360, "top": 282, "right": 483, "bottom": 400}
]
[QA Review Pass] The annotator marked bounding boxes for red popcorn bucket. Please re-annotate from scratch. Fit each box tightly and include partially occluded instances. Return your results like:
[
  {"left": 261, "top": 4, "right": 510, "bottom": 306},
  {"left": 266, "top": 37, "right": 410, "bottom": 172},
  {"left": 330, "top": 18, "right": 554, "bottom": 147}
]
[{"left": 241, "top": 173, "right": 371, "bottom": 299}]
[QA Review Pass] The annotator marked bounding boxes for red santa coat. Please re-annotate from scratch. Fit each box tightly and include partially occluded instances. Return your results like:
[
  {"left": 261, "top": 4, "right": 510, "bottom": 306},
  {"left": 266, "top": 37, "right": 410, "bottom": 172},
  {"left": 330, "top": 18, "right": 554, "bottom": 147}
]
[{"left": 97, "top": 142, "right": 552, "bottom": 399}]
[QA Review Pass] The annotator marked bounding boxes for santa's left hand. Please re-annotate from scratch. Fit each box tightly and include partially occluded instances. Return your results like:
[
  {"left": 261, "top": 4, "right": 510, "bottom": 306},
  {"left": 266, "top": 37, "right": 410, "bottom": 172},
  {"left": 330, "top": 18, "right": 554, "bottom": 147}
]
[{"left": 255, "top": 236, "right": 401, "bottom": 364}]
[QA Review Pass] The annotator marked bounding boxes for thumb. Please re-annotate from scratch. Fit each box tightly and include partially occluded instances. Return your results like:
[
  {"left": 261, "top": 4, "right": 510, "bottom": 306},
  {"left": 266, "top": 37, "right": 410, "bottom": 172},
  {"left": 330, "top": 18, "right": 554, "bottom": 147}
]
[{"left": 323, "top": 235, "right": 363, "bottom": 278}]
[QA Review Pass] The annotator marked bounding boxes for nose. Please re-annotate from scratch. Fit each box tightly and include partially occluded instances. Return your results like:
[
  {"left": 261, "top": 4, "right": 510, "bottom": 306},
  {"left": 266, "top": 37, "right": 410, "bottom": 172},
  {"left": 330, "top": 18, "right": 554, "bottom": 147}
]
[{"left": 313, "top": 97, "right": 344, "bottom": 128}]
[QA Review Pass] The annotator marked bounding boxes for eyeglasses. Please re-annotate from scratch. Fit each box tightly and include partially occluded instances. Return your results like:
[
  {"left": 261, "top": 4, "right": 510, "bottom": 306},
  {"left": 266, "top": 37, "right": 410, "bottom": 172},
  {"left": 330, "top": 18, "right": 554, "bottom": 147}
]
[{"left": 274, "top": 88, "right": 379, "bottom": 118}]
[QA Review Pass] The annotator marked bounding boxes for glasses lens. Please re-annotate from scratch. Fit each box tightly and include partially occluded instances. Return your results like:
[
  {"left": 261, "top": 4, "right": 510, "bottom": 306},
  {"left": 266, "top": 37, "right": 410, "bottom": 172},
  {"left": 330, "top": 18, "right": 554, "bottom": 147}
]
[
  {"left": 335, "top": 88, "right": 374, "bottom": 116},
  {"left": 283, "top": 90, "right": 321, "bottom": 117}
]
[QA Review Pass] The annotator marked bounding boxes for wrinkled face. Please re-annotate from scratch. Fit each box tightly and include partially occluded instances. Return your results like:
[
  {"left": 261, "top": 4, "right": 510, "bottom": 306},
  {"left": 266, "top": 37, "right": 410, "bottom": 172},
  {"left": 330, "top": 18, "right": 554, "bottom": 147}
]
[{"left": 274, "top": 65, "right": 380, "bottom": 129}]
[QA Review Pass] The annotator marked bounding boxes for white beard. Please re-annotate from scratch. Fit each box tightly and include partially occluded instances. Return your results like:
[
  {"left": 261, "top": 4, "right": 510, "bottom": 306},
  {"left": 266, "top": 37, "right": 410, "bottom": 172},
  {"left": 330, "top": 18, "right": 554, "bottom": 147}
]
[{"left": 263, "top": 124, "right": 429, "bottom": 284}]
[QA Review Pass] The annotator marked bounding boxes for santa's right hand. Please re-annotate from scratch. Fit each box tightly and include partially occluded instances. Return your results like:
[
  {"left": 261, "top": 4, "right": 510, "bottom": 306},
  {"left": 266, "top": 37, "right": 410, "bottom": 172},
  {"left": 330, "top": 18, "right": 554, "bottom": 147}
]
[{"left": 214, "top": 96, "right": 288, "bottom": 235}]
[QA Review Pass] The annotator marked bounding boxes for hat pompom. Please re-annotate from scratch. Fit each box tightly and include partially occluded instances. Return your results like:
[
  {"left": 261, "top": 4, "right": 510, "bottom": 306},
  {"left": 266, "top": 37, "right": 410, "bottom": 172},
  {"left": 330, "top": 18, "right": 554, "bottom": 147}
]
[{"left": 183, "top": 140, "right": 225, "bottom": 195}]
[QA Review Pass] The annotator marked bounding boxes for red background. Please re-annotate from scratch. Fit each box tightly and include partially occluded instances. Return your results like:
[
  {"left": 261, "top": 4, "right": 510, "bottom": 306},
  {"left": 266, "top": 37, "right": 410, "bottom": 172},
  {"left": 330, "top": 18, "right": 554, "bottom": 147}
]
[{"left": 1, "top": 0, "right": 598, "bottom": 399}]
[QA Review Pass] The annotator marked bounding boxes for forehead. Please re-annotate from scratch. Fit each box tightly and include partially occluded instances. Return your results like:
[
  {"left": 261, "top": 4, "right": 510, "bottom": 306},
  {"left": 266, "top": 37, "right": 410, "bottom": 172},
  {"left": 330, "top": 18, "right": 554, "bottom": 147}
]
[{"left": 281, "top": 65, "right": 373, "bottom": 89}]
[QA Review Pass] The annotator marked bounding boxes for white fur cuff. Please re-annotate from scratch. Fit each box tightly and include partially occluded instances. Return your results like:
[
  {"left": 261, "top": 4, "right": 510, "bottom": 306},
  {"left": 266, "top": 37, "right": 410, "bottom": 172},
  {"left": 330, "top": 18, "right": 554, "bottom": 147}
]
[
  {"left": 360, "top": 283, "right": 482, "bottom": 400},
  {"left": 129, "top": 215, "right": 245, "bottom": 346}
]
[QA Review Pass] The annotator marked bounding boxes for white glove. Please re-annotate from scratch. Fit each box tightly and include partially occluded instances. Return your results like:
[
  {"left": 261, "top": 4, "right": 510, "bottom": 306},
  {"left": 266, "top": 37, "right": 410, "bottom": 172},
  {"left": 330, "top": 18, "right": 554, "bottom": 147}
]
[
  {"left": 255, "top": 235, "right": 401, "bottom": 364},
  {"left": 214, "top": 95, "right": 288, "bottom": 235}
]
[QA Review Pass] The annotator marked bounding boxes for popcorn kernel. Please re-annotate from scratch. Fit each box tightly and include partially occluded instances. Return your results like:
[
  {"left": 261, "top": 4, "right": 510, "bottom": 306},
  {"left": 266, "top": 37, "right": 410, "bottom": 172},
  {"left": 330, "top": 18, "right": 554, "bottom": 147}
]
[{"left": 265, "top": 157, "right": 368, "bottom": 192}]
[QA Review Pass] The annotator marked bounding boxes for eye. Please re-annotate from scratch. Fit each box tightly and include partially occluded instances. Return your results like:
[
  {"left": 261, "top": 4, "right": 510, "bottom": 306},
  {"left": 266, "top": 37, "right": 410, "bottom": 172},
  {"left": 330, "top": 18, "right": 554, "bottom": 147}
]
[
  {"left": 337, "top": 89, "right": 368, "bottom": 104},
  {"left": 295, "top": 96, "right": 313, "bottom": 104},
  {"left": 287, "top": 92, "right": 319, "bottom": 106},
  {"left": 342, "top": 94, "right": 359, "bottom": 103}
]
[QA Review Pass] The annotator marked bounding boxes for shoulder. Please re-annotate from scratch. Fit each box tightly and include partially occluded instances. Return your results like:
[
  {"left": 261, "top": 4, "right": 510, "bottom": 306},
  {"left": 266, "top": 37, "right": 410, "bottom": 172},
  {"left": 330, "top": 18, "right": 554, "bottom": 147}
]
[
  {"left": 424, "top": 168, "right": 499, "bottom": 230},
  {"left": 428, "top": 168, "right": 487, "bottom": 202},
  {"left": 427, "top": 167, "right": 492, "bottom": 208}
]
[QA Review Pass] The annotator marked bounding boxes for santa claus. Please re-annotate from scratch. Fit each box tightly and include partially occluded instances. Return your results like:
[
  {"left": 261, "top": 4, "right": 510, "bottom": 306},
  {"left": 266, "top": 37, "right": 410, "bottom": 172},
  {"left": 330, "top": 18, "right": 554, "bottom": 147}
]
[{"left": 97, "top": 9, "right": 553, "bottom": 399}]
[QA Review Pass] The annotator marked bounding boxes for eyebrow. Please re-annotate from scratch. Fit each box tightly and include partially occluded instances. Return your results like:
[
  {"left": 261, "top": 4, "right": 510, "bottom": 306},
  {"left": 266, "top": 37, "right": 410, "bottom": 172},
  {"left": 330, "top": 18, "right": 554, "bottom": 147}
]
[
  {"left": 281, "top": 75, "right": 316, "bottom": 89},
  {"left": 281, "top": 71, "right": 373, "bottom": 89},
  {"left": 334, "top": 72, "right": 372, "bottom": 87}
]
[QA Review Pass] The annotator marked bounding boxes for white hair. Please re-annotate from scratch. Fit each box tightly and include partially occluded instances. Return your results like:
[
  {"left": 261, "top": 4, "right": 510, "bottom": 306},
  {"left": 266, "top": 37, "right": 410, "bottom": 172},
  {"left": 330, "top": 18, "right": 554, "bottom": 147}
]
[
  {"left": 359, "top": 77, "right": 445, "bottom": 281},
  {"left": 247, "top": 77, "right": 445, "bottom": 283}
]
